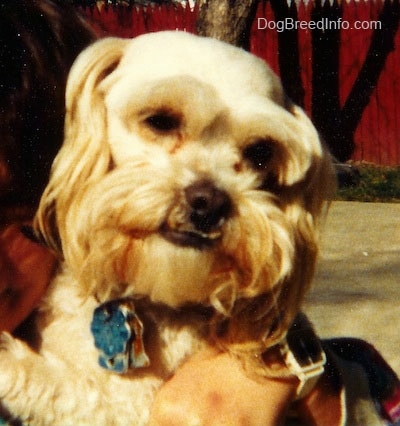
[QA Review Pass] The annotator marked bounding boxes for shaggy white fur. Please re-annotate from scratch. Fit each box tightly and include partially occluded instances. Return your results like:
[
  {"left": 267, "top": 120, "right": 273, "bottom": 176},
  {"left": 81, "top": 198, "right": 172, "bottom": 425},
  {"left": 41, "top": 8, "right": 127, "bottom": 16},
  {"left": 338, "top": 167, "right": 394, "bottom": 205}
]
[{"left": 0, "top": 31, "right": 333, "bottom": 425}]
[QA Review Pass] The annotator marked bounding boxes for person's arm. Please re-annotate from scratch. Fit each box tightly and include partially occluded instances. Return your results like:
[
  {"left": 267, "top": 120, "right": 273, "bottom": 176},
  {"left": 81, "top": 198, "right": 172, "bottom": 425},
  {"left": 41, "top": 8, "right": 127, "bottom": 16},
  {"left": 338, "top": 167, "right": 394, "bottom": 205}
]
[
  {"left": 149, "top": 348, "right": 297, "bottom": 426},
  {"left": 0, "top": 224, "right": 56, "bottom": 332}
]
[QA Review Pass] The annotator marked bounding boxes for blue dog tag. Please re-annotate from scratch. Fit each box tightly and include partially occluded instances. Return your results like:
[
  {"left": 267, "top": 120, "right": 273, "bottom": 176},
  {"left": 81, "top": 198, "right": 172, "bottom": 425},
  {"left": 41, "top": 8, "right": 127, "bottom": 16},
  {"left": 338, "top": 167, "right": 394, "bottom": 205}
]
[{"left": 91, "top": 299, "right": 150, "bottom": 373}]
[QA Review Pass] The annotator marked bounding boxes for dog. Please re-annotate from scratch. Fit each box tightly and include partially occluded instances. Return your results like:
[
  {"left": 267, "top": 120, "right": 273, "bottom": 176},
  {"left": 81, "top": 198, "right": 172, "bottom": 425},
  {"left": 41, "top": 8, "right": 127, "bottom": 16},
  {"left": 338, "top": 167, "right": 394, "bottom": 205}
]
[{"left": 0, "top": 31, "right": 334, "bottom": 425}]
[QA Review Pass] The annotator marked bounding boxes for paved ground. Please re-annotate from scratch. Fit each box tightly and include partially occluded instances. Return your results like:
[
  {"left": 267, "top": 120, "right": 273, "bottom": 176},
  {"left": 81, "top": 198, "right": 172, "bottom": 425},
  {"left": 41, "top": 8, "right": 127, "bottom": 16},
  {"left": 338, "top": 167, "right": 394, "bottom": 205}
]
[{"left": 303, "top": 201, "right": 400, "bottom": 375}]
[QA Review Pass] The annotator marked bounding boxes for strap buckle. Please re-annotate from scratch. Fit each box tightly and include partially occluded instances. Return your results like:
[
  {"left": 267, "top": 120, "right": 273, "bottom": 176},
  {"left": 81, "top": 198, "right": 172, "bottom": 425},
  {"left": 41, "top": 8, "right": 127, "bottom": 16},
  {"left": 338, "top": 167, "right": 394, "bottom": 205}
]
[{"left": 280, "top": 326, "right": 326, "bottom": 399}]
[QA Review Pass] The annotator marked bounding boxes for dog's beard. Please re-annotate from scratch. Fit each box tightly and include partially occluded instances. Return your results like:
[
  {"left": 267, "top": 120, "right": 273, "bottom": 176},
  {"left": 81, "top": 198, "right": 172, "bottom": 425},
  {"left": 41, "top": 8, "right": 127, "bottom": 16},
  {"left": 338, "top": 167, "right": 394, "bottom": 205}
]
[{"left": 61, "top": 162, "right": 295, "bottom": 311}]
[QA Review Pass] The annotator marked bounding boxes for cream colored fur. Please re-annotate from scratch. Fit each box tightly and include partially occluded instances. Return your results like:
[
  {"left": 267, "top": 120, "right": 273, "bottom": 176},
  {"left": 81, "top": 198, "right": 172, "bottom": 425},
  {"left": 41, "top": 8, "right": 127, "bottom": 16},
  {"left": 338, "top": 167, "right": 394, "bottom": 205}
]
[{"left": 0, "top": 31, "right": 334, "bottom": 425}]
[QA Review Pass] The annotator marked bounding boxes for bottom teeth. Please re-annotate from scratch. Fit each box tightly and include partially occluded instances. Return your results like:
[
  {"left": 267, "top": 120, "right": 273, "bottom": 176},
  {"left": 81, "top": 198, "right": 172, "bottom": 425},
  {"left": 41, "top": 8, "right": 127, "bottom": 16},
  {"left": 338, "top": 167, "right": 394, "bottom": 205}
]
[{"left": 196, "top": 230, "right": 221, "bottom": 240}]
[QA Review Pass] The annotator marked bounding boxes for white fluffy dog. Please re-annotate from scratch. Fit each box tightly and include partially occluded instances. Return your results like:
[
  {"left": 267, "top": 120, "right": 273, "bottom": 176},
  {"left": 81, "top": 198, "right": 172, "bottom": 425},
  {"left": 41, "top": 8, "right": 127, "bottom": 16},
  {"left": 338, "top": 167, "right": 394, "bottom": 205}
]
[{"left": 0, "top": 31, "right": 333, "bottom": 425}]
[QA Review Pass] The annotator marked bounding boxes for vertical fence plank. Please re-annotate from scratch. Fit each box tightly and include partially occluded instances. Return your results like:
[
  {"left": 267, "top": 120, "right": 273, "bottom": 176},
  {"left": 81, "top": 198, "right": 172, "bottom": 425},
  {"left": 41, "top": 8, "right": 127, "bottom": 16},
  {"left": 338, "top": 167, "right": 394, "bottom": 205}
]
[
  {"left": 250, "top": 1, "right": 279, "bottom": 74},
  {"left": 296, "top": 0, "right": 312, "bottom": 113}
]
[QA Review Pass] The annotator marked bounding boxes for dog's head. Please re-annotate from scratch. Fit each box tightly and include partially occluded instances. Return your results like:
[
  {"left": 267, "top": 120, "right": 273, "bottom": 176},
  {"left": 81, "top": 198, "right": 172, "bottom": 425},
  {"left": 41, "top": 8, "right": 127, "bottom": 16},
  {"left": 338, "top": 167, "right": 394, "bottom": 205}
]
[{"left": 34, "top": 31, "right": 334, "bottom": 350}]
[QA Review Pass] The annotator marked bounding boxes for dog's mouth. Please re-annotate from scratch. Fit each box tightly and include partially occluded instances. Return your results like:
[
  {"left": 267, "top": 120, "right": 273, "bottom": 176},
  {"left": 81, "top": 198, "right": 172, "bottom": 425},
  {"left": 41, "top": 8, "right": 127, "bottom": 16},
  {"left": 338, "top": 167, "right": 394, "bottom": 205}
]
[{"left": 160, "top": 223, "right": 222, "bottom": 249}]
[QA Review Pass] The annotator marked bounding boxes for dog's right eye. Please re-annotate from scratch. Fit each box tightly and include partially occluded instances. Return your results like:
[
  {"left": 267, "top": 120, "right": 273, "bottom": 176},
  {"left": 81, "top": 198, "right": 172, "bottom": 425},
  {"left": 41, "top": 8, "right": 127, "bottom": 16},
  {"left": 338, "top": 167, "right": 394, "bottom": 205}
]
[
  {"left": 243, "top": 139, "right": 274, "bottom": 171},
  {"left": 145, "top": 113, "right": 181, "bottom": 133}
]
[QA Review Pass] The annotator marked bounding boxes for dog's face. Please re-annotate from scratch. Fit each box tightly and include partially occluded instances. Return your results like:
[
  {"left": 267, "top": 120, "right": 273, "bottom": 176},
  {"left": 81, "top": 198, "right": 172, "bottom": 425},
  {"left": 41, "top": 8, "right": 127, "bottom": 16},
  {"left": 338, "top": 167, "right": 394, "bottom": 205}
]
[{"left": 35, "top": 32, "right": 333, "bottom": 346}]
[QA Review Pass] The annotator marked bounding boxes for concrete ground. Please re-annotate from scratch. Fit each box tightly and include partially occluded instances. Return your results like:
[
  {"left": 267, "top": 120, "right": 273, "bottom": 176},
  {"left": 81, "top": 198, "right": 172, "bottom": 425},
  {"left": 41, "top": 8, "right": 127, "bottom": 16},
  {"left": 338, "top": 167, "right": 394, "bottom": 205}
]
[{"left": 303, "top": 201, "right": 400, "bottom": 375}]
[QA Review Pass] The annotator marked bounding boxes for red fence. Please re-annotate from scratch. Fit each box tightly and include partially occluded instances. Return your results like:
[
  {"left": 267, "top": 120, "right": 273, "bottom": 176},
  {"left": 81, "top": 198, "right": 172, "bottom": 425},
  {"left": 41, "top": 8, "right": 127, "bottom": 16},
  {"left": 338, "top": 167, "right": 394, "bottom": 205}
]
[{"left": 79, "top": 1, "right": 400, "bottom": 166}]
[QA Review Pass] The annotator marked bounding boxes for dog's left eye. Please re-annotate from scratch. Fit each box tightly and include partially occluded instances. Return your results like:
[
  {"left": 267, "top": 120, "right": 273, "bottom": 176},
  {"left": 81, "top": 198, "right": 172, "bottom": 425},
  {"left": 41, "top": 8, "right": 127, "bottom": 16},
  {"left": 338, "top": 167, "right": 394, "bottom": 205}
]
[
  {"left": 145, "top": 113, "right": 181, "bottom": 133},
  {"left": 243, "top": 139, "right": 274, "bottom": 170}
]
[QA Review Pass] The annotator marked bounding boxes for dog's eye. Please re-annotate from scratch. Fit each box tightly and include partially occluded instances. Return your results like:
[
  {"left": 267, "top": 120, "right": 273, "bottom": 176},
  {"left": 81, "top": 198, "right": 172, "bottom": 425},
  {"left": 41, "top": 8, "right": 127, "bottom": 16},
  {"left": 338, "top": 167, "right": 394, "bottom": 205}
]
[
  {"left": 243, "top": 140, "right": 274, "bottom": 170},
  {"left": 145, "top": 113, "right": 181, "bottom": 133}
]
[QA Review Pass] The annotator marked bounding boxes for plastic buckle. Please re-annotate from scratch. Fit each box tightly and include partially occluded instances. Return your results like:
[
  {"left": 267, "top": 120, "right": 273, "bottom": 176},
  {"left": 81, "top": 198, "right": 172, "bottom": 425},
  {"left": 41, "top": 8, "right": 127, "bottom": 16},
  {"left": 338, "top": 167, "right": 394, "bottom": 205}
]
[{"left": 280, "top": 327, "right": 326, "bottom": 400}]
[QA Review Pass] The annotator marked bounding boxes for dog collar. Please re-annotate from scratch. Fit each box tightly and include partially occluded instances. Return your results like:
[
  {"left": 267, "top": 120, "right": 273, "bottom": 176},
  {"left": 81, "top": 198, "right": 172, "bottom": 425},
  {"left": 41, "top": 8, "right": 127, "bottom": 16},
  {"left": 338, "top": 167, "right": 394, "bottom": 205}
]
[
  {"left": 90, "top": 298, "right": 150, "bottom": 373},
  {"left": 279, "top": 325, "right": 326, "bottom": 400}
]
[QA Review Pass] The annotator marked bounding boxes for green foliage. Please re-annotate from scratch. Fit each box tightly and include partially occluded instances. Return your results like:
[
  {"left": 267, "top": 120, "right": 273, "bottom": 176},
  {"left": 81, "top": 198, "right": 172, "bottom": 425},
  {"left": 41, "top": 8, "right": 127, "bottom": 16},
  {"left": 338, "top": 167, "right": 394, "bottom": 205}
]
[{"left": 336, "top": 165, "right": 400, "bottom": 202}]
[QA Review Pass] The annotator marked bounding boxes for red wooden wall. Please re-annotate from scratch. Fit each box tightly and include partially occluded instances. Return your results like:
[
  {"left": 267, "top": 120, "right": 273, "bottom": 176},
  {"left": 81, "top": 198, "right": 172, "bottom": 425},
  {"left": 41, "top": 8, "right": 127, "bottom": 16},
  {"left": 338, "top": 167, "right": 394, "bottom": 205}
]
[{"left": 79, "top": 1, "right": 400, "bottom": 166}]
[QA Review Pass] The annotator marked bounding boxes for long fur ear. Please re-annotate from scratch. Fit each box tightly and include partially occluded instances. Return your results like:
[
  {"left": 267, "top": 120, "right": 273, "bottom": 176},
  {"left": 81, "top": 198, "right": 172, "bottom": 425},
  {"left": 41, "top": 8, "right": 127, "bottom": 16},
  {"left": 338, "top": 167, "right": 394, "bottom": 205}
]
[
  {"left": 215, "top": 107, "right": 336, "bottom": 371},
  {"left": 270, "top": 112, "right": 336, "bottom": 344},
  {"left": 34, "top": 38, "right": 130, "bottom": 254},
  {"left": 290, "top": 104, "right": 336, "bottom": 221}
]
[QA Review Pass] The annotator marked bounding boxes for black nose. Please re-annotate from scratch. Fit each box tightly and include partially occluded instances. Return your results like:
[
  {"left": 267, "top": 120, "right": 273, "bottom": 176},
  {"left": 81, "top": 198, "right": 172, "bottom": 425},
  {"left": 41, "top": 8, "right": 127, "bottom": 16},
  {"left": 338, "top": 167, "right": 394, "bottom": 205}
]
[{"left": 185, "top": 180, "right": 231, "bottom": 233}]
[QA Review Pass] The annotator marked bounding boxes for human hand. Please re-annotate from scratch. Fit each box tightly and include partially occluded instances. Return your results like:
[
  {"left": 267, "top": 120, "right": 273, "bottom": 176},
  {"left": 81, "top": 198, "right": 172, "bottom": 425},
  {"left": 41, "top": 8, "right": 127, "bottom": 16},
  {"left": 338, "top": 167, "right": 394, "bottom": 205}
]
[
  {"left": 149, "top": 348, "right": 297, "bottom": 426},
  {"left": 0, "top": 224, "right": 57, "bottom": 332}
]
